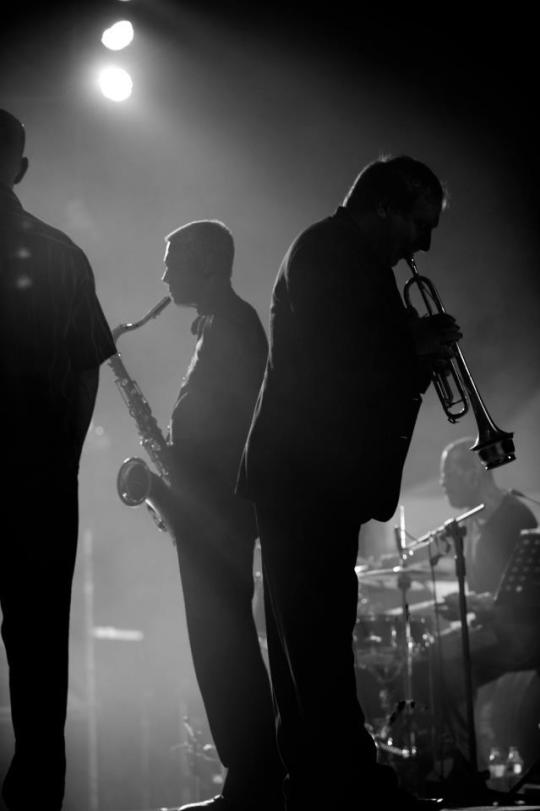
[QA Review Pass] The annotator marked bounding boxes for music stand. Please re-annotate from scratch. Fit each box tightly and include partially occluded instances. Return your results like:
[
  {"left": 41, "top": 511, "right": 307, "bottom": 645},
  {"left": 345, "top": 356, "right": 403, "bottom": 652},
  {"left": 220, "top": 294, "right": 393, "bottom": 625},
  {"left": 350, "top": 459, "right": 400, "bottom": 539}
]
[{"left": 494, "top": 529, "right": 540, "bottom": 619}]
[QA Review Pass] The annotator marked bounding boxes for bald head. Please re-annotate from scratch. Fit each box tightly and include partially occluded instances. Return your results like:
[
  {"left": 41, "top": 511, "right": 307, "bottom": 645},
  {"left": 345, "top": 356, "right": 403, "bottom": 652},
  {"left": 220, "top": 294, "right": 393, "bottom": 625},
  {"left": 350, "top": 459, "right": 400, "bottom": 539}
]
[
  {"left": 440, "top": 437, "right": 493, "bottom": 509},
  {"left": 0, "top": 109, "right": 28, "bottom": 187}
]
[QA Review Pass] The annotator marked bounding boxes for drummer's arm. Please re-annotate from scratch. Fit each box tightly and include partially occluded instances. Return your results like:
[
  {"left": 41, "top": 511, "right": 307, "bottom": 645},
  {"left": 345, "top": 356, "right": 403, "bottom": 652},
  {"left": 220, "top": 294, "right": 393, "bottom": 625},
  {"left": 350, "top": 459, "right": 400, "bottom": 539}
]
[{"left": 438, "top": 591, "right": 495, "bottom": 623}]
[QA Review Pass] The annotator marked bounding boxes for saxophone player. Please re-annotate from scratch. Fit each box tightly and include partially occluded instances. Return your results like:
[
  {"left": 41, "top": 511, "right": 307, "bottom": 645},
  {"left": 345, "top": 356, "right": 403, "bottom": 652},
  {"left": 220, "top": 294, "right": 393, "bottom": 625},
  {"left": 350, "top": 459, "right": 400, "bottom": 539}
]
[{"left": 160, "top": 220, "right": 284, "bottom": 811}]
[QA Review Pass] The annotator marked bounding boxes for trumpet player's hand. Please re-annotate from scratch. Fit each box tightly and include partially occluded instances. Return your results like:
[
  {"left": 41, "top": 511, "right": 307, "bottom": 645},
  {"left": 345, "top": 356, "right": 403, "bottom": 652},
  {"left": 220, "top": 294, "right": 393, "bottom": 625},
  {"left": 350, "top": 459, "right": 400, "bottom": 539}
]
[{"left": 408, "top": 312, "right": 462, "bottom": 358}]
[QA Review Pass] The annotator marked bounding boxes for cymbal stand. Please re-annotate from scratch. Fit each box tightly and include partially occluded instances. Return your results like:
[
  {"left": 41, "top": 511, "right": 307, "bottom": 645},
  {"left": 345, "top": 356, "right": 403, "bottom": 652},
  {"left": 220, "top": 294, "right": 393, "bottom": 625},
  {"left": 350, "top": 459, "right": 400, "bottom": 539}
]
[
  {"left": 413, "top": 504, "right": 485, "bottom": 780},
  {"left": 445, "top": 518, "right": 479, "bottom": 773},
  {"left": 384, "top": 506, "right": 418, "bottom": 758}
]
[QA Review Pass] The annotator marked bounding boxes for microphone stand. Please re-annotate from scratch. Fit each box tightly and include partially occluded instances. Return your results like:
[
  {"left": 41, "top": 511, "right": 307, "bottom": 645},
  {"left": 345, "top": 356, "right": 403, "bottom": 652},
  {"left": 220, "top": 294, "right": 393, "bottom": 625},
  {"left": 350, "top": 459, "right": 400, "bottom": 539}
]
[
  {"left": 398, "top": 507, "right": 417, "bottom": 758},
  {"left": 389, "top": 506, "right": 417, "bottom": 759},
  {"left": 413, "top": 504, "right": 485, "bottom": 785},
  {"left": 443, "top": 518, "right": 478, "bottom": 775}
]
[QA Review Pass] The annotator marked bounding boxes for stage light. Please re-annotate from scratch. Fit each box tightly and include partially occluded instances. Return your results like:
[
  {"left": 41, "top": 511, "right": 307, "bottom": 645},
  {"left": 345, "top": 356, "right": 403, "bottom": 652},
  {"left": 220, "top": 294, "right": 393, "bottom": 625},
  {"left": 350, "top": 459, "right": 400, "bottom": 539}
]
[
  {"left": 98, "top": 66, "right": 133, "bottom": 101},
  {"left": 101, "top": 20, "right": 134, "bottom": 51}
]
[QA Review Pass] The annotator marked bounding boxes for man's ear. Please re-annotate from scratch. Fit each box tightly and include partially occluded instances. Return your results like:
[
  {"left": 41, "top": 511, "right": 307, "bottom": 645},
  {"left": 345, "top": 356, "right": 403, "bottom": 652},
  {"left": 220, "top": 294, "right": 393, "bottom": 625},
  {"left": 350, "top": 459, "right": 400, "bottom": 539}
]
[{"left": 14, "top": 156, "right": 28, "bottom": 185}]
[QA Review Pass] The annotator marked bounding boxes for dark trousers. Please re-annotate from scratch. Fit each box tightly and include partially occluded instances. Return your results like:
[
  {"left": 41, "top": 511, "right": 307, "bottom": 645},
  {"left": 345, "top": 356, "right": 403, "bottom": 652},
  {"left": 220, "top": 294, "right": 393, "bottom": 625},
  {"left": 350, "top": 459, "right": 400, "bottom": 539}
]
[
  {"left": 255, "top": 498, "right": 389, "bottom": 809},
  {"left": 174, "top": 515, "right": 284, "bottom": 809},
  {"left": 1, "top": 477, "right": 79, "bottom": 811}
]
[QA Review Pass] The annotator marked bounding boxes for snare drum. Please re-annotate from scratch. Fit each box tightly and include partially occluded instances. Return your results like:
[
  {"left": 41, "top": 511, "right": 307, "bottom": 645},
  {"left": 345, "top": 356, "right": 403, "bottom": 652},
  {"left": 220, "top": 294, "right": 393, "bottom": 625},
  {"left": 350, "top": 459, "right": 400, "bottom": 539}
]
[{"left": 353, "top": 614, "right": 432, "bottom": 672}]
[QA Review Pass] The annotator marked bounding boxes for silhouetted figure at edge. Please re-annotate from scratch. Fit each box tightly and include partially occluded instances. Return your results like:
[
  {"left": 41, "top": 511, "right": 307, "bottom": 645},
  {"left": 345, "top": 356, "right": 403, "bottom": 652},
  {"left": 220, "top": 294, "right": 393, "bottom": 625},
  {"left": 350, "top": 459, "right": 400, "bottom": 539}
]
[
  {"left": 237, "top": 156, "right": 462, "bottom": 810},
  {"left": 0, "top": 109, "right": 116, "bottom": 810},
  {"left": 160, "top": 221, "right": 284, "bottom": 811}
]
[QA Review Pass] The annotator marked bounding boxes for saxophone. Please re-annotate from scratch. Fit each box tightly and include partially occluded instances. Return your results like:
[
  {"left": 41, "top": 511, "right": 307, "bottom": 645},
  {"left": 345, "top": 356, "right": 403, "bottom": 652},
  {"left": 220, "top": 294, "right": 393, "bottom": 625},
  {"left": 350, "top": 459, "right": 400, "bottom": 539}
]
[{"left": 108, "top": 296, "right": 177, "bottom": 535}]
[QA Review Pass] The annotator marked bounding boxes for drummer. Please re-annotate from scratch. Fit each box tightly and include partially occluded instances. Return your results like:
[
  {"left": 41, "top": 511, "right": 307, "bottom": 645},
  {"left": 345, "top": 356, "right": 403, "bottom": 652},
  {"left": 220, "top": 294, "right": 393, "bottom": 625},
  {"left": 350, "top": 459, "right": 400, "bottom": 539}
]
[{"left": 414, "top": 438, "right": 538, "bottom": 786}]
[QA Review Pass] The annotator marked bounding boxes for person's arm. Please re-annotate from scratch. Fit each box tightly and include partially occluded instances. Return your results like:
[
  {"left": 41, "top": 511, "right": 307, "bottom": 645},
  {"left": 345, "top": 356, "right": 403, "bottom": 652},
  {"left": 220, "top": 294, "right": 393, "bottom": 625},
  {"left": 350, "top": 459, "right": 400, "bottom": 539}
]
[
  {"left": 438, "top": 590, "right": 495, "bottom": 624},
  {"left": 64, "top": 250, "right": 114, "bottom": 457},
  {"left": 74, "top": 367, "right": 99, "bottom": 455}
]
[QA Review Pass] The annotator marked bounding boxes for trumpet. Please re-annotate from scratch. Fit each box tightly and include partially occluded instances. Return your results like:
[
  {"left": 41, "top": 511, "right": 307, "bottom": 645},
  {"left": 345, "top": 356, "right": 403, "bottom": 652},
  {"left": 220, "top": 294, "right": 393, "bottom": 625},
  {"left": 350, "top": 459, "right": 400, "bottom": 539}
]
[{"left": 403, "top": 257, "right": 515, "bottom": 471}]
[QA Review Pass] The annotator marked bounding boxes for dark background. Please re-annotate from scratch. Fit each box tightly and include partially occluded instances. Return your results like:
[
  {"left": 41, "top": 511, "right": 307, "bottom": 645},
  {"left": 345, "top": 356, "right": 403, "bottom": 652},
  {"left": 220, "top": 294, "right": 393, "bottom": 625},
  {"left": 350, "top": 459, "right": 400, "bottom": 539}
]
[{"left": 1, "top": 3, "right": 539, "bottom": 808}]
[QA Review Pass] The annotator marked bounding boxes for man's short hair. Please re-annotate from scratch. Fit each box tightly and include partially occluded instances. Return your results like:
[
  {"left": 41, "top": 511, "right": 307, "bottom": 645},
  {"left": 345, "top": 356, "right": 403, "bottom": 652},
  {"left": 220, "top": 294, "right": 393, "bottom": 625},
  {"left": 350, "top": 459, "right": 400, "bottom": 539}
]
[
  {"left": 0, "top": 109, "right": 26, "bottom": 165},
  {"left": 344, "top": 155, "right": 447, "bottom": 215},
  {"left": 165, "top": 219, "right": 234, "bottom": 279}
]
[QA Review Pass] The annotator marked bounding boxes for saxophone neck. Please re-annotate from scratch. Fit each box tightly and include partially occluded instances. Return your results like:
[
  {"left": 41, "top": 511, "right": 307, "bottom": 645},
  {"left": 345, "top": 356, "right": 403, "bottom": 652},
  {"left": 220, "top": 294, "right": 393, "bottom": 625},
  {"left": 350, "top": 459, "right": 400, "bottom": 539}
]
[{"left": 112, "top": 295, "right": 171, "bottom": 343}]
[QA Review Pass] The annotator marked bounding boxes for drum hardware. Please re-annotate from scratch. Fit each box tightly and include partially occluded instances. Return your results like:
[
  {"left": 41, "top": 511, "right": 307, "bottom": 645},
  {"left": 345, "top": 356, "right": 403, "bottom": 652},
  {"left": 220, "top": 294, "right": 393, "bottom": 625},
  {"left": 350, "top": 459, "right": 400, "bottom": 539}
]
[
  {"left": 356, "top": 508, "right": 430, "bottom": 763},
  {"left": 357, "top": 504, "right": 490, "bottom": 793},
  {"left": 385, "top": 599, "right": 445, "bottom": 617},
  {"left": 406, "top": 504, "right": 487, "bottom": 782},
  {"left": 355, "top": 615, "right": 435, "bottom": 782},
  {"left": 499, "top": 530, "right": 540, "bottom": 801},
  {"left": 376, "top": 699, "right": 418, "bottom": 759},
  {"left": 354, "top": 615, "right": 432, "bottom": 676},
  {"left": 179, "top": 715, "right": 223, "bottom": 803},
  {"left": 387, "top": 506, "right": 419, "bottom": 759}
]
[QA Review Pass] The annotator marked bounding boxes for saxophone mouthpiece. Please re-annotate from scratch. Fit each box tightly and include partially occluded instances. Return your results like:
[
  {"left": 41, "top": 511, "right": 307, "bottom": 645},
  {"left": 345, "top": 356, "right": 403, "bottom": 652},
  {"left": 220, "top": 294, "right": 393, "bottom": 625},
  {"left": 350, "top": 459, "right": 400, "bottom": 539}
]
[{"left": 150, "top": 295, "right": 172, "bottom": 318}]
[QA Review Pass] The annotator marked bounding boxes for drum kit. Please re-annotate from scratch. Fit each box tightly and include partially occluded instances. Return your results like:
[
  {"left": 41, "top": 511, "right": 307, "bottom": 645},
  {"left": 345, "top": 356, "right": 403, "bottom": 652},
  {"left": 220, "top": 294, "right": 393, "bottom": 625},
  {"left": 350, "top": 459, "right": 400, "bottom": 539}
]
[
  {"left": 353, "top": 503, "right": 487, "bottom": 792},
  {"left": 353, "top": 554, "right": 461, "bottom": 790}
]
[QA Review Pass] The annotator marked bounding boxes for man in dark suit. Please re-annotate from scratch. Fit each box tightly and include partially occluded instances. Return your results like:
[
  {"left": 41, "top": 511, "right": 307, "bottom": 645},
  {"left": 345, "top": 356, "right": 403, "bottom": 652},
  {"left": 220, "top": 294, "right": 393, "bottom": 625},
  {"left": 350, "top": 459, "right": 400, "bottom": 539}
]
[{"left": 237, "top": 156, "right": 460, "bottom": 809}]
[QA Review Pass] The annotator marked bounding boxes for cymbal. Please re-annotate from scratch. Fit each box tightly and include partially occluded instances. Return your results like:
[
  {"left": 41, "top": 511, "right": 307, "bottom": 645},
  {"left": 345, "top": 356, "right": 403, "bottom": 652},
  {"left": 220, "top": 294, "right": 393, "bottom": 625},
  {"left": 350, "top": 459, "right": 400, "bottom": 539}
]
[
  {"left": 355, "top": 564, "right": 454, "bottom": 589},
  {"left": 385, "top": 599, "right": 441, "bottom": 616},
  {"left": 356, "top": 565, "right": 431, "bottom": 579}
]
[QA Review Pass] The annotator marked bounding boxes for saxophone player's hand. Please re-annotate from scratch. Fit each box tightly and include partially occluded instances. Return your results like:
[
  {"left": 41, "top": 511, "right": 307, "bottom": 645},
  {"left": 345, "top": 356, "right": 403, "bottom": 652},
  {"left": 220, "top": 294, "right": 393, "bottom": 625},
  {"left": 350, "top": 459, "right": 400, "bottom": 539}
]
[{"left": 408, "top": 310, "right": 462, "bottom": 359}]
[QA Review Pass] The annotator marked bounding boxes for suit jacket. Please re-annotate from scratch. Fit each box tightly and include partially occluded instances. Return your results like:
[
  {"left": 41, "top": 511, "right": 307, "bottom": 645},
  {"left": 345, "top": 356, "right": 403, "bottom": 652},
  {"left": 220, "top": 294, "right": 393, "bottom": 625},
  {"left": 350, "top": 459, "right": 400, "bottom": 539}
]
[
  {"left": 237, "top": 206, "right": 430, "bottom": 521},
  {"left": 169, "top": 289, "right": 268, "bottom": 540}
]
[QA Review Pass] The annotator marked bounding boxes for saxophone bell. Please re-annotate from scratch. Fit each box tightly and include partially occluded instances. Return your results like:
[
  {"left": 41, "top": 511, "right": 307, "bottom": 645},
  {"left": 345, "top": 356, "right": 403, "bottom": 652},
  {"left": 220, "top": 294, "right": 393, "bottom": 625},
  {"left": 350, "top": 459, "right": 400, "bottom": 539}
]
[
  {"left": 117, "top": 456, "right": 173, "bottom": 532},
  {"left": 403, "top": 257, "right": 516, "bottom": 471},
  {"left": 117, "top": 456, "right": 152, "bottom": 506}
]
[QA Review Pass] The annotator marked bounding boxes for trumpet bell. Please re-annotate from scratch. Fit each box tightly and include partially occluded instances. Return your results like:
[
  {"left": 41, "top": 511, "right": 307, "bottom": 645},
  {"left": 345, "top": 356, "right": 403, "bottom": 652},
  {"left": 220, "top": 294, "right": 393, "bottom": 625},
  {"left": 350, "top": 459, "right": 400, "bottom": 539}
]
[{"left": 473, "top": 432, "right": 516, "bottom": 471}]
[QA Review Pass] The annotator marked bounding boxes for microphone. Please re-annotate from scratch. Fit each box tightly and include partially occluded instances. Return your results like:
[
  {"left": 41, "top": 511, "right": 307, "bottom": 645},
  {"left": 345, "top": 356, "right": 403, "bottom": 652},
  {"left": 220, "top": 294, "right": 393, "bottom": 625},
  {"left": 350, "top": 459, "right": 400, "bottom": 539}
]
[{"left": 394, "top": 504, "right": 407, "bottom": 559}]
